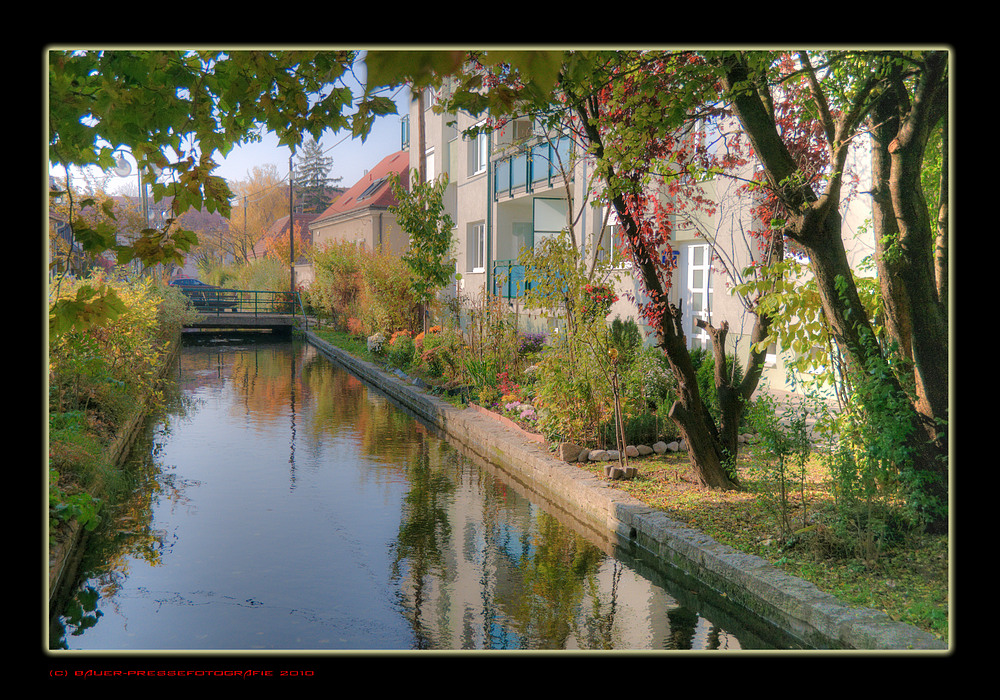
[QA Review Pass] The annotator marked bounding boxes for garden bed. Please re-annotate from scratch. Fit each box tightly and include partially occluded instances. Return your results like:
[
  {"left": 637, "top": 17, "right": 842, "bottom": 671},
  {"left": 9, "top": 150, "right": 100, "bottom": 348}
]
[{"left": 468, "top": 402, "right": 546, "bottom": 443}]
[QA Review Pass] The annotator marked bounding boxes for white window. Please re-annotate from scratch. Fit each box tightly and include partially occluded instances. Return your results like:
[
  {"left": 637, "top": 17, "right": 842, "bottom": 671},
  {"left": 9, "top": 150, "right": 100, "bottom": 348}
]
[
  {"left": 683, "top": 243, "right": 713, "bottom": 350},
  {"left": 469, "top": 122, "right": 489, "bottom": 176},
  {"left": 469, "top": 222, "right": 487, "bottom": 272},
  {"left": 595, "top": 223, "right": 630, "bottom": 269},
  {"left": 424, "top": 147, "right": 435, "bottom": 183},
  {"left": 532, "top": 197, "right": 567, "bottom": 250}
]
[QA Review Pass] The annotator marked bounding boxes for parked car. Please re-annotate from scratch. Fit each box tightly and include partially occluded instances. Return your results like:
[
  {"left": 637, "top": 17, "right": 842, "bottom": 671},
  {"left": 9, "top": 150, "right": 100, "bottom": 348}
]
[{"left": 168, "top": 277, "right": 238, "bottom": 312}]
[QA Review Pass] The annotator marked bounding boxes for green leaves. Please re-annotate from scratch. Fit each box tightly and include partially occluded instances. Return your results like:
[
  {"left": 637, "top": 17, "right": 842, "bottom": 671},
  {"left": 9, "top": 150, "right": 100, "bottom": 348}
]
[
  {"left": 389, "top": 171, "right": 455, "bottom": 307},
  {"left": 116, "top": 226, "right": 199, "bottom": 268},
  {"left": 49, "top": 283, "right": 127, "bottom": 338},
  {"left": 363, "top": 50, "right": 466, "bottom": 91}
]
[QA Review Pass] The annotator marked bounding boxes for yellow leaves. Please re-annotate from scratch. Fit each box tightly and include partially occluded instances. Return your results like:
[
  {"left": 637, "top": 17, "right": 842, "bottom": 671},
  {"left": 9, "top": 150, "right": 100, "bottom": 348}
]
[
  {"left": 49, "top": 283, "right": 126, "bottom": 338},
  {"left": 49, "top": 273, "right": 171, "bottom": 413}
]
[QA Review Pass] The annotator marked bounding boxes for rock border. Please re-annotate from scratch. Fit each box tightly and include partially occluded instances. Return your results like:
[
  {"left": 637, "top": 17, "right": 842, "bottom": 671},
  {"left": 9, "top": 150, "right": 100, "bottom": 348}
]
[{"left": 306, "top": 331, "right": 946, "bottom": 651}]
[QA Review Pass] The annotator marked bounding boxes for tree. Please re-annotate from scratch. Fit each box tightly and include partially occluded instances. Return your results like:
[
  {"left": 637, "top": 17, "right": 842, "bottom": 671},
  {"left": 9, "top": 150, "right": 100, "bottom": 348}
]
[
  {"left": 388, "top": 171, "right": 455, "bottom": 331},
  {"left": 439, "top": 48, "right": 950, "bottom": 522},
  {"left": 571, "top": 51, "right": 769, "bottom": 491},
  {"left": 48, "top": 48, "right": 400, "bottom": 335},
  {"left": 714, "top": 50, "right": 949, "bottom": 529},
  {"left": 445, "top": 50, "right": 768, "bottom": 490},
  {"left": 264, "top": 217, "right": 313, "bottom": 266},
  {"left": 227, "top": 164, "right": 290, "bottom": 263},
  {"left": 294, "top": 137, "right": 341, "bottom": 213}
]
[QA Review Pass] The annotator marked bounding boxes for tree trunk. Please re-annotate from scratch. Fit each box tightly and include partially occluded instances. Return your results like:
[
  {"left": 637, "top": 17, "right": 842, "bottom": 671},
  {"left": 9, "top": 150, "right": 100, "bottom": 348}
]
[
  {"left": 570, "top": 88, "right": 781, "bottom": 492},
  {"left": 658, "top": 302, "right": 739, "bottom": 490},
  {"left": 701, "top": 231, "right": 782, "bottom": 461},
  {"left": 878, "top": 55, "right": 949, "bottom": 444},
  {"left": 719, "top": 51, "right": 949, "bottom": 531}
]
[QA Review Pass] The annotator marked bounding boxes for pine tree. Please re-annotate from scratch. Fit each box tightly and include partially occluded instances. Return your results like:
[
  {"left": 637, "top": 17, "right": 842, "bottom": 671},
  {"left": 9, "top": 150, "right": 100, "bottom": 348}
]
[{"left": 293, "top": 138, "right": 341, "bottom": 213}]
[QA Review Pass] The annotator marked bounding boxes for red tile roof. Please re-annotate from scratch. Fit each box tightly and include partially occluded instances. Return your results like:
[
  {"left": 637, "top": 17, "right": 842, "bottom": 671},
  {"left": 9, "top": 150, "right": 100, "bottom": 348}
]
[{"left": 313, "top": 150, "right": 410, "bottom": 221}]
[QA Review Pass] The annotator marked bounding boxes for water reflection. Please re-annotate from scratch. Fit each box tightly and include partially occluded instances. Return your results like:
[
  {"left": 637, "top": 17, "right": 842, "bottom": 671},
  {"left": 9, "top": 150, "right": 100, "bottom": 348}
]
[{"left": 51, "top": 336, "right": 781, "bottom": 651}]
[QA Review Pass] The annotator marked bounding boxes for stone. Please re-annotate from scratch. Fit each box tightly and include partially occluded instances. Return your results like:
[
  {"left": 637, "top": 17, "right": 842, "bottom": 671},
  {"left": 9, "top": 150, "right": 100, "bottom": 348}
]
[
  {"left": 652, "top": 441, "right": 668, "bottom": 454},
  {"left": 609, "top": 467, "right": 625, "bottom": 480},
  {"left": 637, "top": 444, "right": 653, "bottom": 456},
  {"left": 607, "top": 450, "right": 620, "bottom": 460},
  {"left": 625, "top": 466, "right": 638, "bottom": 479},
  {"left": 557, "top": 442, "right": 586, "bottom": 463},
  {"left": 625, "top": 445, "right": 640, "bottom": 458},
  {"left": 588, "top": 450, "right": 610, "bottom": 462}
]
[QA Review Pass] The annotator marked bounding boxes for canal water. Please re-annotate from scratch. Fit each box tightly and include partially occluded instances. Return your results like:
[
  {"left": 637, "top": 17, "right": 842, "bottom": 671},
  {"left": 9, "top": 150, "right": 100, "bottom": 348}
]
[{"left": 50, "top": 336, "right": 792, "bottom": 652}]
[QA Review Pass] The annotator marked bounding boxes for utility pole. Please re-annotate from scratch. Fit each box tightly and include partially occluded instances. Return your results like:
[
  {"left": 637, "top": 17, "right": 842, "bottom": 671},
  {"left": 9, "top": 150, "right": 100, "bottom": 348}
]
[{"left": 289, "top": 153, "right": 295, "bottom": 294}]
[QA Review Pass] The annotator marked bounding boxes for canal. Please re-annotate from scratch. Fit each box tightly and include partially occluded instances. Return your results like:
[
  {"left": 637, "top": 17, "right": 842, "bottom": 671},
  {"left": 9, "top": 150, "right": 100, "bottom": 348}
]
[{"left": 50, "top": 335, "right": 795, "bottom": 652}]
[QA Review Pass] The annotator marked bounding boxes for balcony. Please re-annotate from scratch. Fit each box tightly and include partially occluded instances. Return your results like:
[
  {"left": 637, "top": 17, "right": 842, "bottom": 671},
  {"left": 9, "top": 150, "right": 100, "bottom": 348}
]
[{"left": 493, "top": 135, "right": 572, "bottom": 200}]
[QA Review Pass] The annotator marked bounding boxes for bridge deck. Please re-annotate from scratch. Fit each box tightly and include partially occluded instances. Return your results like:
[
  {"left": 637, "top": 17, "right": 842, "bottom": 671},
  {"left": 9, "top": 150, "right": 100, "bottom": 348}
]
[
  {"left": 186, "top": 312, "right": 299, "bottom": 331},
  {"left": 178, "top": 288, "right": 304, "bottom": 332}
]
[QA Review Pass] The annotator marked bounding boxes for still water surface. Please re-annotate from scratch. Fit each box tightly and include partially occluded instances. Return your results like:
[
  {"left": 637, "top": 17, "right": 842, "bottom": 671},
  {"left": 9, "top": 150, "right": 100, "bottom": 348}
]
[{"left": 51, "top": 336, "right": 785, "bottom": 652}]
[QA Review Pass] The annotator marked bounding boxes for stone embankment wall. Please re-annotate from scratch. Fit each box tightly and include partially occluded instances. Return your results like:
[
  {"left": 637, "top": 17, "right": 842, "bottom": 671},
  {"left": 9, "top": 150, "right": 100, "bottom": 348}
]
[{"left": 307, "top": 331, "right": 947, "bottom": 652}]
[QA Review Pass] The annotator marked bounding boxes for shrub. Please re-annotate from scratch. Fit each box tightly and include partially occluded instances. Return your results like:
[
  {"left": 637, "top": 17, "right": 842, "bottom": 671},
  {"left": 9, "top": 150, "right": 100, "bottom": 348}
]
[
  {"left": 387, "top": 332, "right": 416, "bottom": 368},
  {"left": 745, "top": 392, "right": 813, "bottom": 538},
  {"left": 534, "top": 350, "right": 602, "bottom": 445},
  {"left": 358, "top": 250, "right": 421, "bottom": 336},
  {"left": 305, "top": 242, "right": 364, "bottom": 328},
  {"left": 691, "top": 347, "right": 745, "bottom": 426},
  {"left": 48, "top": 270, "right": 182, "bottom": 538},
  {"left": 608, "top": 316, "right": 642, "bottom": 370},
  {"left": 417, "top": 326, "right": 462, "bottom": 380},
  {"left": 305, "top": 242, "right": 421, "bottom": 336},
  {"left": 346, "top": 317, "right": 364, "bottom": 337}
]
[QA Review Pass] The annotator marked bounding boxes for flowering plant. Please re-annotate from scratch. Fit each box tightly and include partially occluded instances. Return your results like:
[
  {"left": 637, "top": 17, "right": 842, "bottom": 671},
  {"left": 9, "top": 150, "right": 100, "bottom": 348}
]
[
  {"left": 518, "top": 332, "right": 546, "bottom": 356},
  {"left": 389, "top": 329, "right": 412, "bottom": 345},
  {"left": 366, "top": 332, "right": 386, "bottom": 355},
  {"left": 582, "top": 282, "right": 617, "bottom": 320},
  {"left": 503, "top": 400, "right": 538, "bottom": 426},
  {"left": 497, "top": 370, "right": 519, "bottom": 398}
]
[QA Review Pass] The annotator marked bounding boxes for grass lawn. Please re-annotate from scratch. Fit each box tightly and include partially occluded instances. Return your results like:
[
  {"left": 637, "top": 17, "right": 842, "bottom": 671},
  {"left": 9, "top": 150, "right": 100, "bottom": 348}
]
[{"left": 574, "top": 450, "right": 949, "bottom": 642}]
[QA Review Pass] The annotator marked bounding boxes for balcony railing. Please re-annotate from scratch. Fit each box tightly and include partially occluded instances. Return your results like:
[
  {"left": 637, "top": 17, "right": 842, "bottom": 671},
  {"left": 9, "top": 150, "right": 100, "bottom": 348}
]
[
  {"left": 492, "top": 260, "right": 530, "bottom": 299},
  {"left": 493, "top": 135, "right": 572, "bottom": 199}
]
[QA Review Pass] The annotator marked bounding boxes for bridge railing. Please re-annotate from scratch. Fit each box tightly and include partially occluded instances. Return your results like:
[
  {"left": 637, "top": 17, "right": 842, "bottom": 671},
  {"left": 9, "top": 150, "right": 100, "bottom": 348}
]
[{"left": 185, "top": 289, "right": 301, "bottom": 317}]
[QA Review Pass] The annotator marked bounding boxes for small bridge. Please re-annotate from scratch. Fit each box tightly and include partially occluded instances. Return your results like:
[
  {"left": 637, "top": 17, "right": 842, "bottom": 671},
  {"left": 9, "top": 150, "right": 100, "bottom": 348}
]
[{"left": 182, "top": 289, "right": 306, "bottom": 334}]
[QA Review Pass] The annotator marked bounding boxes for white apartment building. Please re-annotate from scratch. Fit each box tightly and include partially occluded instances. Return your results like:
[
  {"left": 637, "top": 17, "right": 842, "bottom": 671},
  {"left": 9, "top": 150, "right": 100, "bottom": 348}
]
[{"left": 406, "top": 84, "right": 875, "bottom": 398}]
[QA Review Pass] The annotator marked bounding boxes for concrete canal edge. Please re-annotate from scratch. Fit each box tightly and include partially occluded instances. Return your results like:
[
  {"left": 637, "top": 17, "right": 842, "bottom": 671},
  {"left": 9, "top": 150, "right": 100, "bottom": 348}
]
[{"left": 306, "top": 331, "right": 948, "bottom": 652}]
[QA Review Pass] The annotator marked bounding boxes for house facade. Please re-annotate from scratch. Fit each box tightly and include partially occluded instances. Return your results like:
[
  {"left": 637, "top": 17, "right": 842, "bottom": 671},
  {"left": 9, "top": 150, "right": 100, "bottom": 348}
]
[
  {"left": 408, "top": 84, "right": 619, "bottom": 337},
  {"left": 408, "top": 80, "right": 876, "bottom": 399},
  {"left": 308, "top": 150, "right": 411, "bottom": 258}
]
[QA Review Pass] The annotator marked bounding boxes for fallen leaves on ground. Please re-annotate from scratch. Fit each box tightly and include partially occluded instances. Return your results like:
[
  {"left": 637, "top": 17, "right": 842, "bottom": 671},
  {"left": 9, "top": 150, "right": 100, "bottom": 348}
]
[{"left": 573, "top": 450, "right": 949, "bottom": 641}]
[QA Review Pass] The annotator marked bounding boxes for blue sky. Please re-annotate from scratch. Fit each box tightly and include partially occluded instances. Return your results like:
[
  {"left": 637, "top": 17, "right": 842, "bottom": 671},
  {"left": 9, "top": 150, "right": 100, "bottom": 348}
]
[
  {"left": 212, "top": 85, "right": 411, "bottom": 190},
  {"left": 51, "top": 59, "right": 413, "bottom": 198}
]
